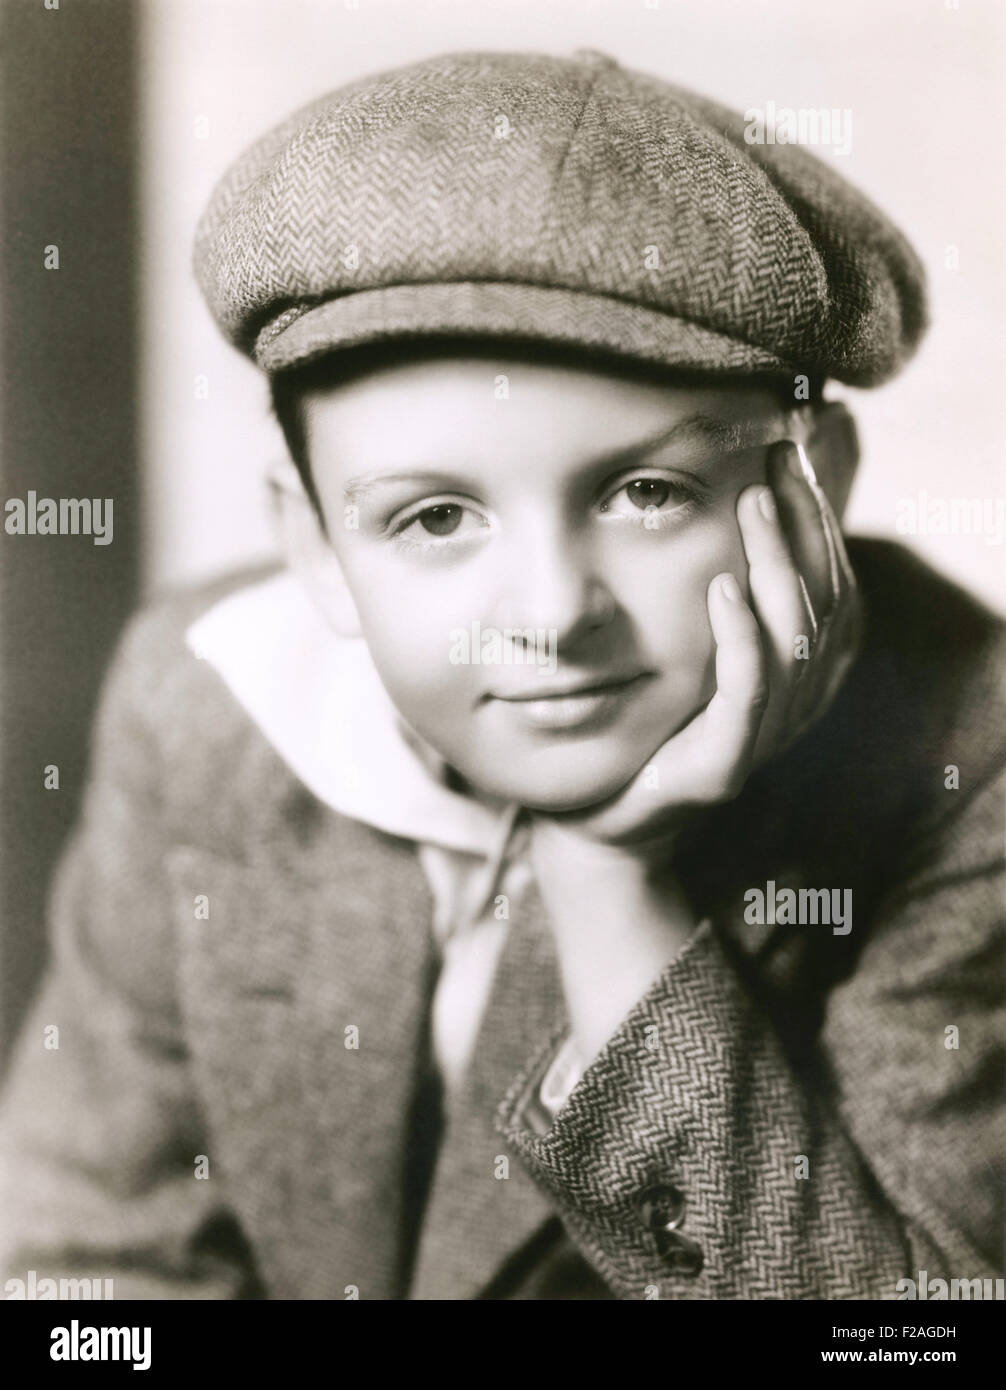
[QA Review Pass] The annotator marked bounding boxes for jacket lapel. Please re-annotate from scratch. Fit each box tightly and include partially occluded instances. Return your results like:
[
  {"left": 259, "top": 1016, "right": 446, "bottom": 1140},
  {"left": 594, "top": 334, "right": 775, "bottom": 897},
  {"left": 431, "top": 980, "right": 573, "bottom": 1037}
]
[
  {"left": 166, "top": 792, "right": 439, "bottom": 1301},
  {"left": 407, "top": 875, "right": 569, "bottom": 1300}
]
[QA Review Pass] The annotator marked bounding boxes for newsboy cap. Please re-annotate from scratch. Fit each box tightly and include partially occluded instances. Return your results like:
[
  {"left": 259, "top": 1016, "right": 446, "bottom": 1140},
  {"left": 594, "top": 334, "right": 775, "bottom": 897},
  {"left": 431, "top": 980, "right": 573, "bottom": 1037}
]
[{"left": 194, "top": 49, "right": 927, "bottom": 387}]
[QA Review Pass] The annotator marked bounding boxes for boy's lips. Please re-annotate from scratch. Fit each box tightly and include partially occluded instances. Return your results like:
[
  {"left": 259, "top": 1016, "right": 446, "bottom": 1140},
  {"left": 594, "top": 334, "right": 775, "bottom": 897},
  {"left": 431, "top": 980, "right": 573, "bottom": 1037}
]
[
  {"left": 486, "top": 670, "right": 650, "bottom": 702},
  {"left": 485, "top": 671, "right": 653, "bottom": 732}
]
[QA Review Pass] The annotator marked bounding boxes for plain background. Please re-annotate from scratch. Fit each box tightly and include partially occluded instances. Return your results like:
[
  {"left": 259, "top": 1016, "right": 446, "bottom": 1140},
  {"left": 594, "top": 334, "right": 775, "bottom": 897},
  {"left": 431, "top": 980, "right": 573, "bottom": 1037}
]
[
  {"left": 1, "top": 0, "right": 140, "bottom": 1060},
  {"left": 143, "top": 0, "right": 1006, "bottom": 610},
  {"left": 1, "top": 0, "right": 1003, "bottom": 1060}
]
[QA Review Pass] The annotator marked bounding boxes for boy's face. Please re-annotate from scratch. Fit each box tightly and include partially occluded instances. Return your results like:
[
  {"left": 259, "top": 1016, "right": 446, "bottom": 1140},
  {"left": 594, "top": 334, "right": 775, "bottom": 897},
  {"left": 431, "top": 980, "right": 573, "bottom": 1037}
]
[{"left": 303, "top": 353, "right": 806, "bottom": 812}]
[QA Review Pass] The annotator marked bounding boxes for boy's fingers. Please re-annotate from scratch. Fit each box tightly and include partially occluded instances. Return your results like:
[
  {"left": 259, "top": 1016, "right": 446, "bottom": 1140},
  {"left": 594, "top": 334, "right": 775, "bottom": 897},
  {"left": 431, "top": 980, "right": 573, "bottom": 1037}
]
[
  {"left": 678, "top": 572, "right": 768, "bottom": 799},
  {"left": 768, "top": 440, "right": 836, "bottom": 620},
  {"left": 814, "top": 474, "right": 858, "bottom": 596},
  {"left": 790, "top": 580, "right": 863, "bottom": 731},
  {"left": 737, "top": 482, "right": 812, "bottom": 685},
  {"left": 788, "top": 466, "right": 860, "bottom": 721}
]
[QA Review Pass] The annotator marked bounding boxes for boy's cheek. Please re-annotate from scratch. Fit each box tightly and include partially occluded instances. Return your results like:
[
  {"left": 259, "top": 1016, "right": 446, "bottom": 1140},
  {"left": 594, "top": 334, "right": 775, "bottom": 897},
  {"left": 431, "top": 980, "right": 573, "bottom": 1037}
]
[
  {"left": 364, "top": 628, "right": 466, "bottom": 718},
  {"left": 632, "top": 520, "right": 747, "bottom": 653},
  {"left": 628, "top": 526, "right": 746, "bottom": 732},
  {"left": 713, "top": 498, "right": 752, "bottom": 575}
]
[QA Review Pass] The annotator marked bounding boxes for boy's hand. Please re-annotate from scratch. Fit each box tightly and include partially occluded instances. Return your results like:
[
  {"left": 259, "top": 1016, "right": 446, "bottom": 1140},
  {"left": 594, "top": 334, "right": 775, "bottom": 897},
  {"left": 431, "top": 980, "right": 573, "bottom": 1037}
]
[{"left": 528, "top": 437, "right": 862, "bottom": 860}]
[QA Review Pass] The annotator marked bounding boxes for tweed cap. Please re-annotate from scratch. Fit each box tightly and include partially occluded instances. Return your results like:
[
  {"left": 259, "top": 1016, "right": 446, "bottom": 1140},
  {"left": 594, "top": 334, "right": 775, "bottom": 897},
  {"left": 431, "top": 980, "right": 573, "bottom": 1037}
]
[{"left": 194, "top": 49, "right": 927, "bottom": 387}]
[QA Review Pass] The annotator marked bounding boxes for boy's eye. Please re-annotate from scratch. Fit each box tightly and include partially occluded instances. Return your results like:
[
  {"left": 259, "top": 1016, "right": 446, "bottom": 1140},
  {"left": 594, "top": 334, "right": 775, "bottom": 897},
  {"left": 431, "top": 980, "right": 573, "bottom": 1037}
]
[
  {"left": 416, "top": 503, "right": 464, "bottom": 536},
  {"left": 599, "top": 473, "right": 697, "bottom": 517},
  {"left": 390, "top": 498, "right": 489, "bottom": 549},
  {"left": 624, "top": 478, "right": 671, "bottom": 510}
]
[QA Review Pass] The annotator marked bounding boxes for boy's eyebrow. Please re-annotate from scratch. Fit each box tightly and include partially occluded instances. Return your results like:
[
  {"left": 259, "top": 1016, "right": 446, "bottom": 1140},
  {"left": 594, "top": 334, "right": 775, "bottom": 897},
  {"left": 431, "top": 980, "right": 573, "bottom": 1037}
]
[
  {"left": 342, "top": 413, "right": 776, "bottom": 503},
  {"left": 592, "top": 412, "right": 775, "bottom": 470},
  {"left": 343, "top": 469, "right": 481, "bottom": 505}
]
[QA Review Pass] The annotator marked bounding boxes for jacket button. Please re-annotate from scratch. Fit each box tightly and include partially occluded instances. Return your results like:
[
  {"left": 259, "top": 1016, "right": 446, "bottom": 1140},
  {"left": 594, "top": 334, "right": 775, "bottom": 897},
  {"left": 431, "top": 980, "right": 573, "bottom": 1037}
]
[
  {"left": 655, "top": 1229, "right": 704, "bottom": 1276},
  {"left": 637, "top": 1186, "right": 703, "bottom": 1275},
  {"left": 637, "top": 1184, "right": 686, "bottom": 1232}
]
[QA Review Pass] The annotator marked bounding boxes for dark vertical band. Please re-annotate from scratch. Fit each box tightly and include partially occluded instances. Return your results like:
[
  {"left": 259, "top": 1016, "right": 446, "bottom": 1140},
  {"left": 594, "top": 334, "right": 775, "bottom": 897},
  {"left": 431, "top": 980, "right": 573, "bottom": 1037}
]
[{"left": 0, "top": 0, "right": 140, "bottom": 1065}]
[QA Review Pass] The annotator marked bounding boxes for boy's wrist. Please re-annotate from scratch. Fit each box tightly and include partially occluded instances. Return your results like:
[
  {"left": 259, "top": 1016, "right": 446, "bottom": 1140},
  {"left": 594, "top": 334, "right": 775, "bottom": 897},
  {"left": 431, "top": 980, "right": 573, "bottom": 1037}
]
[
  {"left": 528, "top": 812, "right": 670, "bottom": 880},
  {"left": 528, "top": 817, "right": 699, "bottom": 1067}
]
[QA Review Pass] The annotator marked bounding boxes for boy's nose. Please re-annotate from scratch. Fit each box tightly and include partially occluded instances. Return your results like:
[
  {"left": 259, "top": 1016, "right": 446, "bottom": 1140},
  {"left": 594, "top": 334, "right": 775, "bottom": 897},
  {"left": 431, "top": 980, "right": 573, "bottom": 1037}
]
[{"left": 492, "top": 531, "right": 617, "bottom": 647}]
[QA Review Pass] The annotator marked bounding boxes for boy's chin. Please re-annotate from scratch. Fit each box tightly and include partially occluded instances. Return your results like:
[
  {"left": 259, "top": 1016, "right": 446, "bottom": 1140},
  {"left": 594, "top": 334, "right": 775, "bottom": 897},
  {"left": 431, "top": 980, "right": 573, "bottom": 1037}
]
[
  {"left": 432, "top": 702, "right": 707, "bottom": 814},
  {"left": 462, "top": 753, "right": 651, "bottom": 816},
  {"left": 518, "top": 787, "right": 628, "bottom": 815}
]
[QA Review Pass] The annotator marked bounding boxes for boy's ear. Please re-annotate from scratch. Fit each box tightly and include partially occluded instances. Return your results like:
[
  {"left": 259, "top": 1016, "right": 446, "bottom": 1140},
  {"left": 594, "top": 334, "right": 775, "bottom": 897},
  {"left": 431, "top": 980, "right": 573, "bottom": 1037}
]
[
  {"left": 799, "top": 400, "right": 860, "bottom": 521},
  {"left": 267, "top": 458, "right": 362, "bottom": 638}
]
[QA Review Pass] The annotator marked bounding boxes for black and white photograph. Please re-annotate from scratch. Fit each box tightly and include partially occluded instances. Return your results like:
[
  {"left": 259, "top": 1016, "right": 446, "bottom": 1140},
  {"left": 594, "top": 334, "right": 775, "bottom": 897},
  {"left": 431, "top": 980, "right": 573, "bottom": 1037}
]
[{"left": 0, "top": 0, "right": 1003, "bottom": 1350}]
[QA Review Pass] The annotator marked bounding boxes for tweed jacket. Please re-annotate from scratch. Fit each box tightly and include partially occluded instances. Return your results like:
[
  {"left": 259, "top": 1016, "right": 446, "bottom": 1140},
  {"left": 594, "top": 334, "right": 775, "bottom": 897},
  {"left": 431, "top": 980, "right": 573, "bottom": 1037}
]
[{"left": 1, "top": 538, "right": 1003, "bottom": 1300}]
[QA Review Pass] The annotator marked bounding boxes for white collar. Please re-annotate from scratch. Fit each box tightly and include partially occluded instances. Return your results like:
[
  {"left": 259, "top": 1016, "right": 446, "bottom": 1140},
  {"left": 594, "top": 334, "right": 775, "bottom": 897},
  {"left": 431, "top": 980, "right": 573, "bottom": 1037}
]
[{"left": 185, "top": 571, "right": 517, "bottom": 856}]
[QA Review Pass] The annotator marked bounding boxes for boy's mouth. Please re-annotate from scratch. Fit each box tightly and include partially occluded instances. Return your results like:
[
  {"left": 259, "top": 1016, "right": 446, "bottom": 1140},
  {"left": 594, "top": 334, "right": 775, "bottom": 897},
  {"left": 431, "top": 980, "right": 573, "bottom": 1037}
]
[{"left": 485, "top": 671, "right": 653, "bottom": 732}]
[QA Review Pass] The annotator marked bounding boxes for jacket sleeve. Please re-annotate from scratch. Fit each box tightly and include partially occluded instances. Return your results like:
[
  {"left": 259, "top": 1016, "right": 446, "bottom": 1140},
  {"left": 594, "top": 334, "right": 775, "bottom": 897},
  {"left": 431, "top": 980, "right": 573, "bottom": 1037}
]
[
  {"left": 0, "top": 608, "right": 262, "bottom": 1300},
  {"left": 495, "top": 767, "right": 1005, "bottom": 1301}
]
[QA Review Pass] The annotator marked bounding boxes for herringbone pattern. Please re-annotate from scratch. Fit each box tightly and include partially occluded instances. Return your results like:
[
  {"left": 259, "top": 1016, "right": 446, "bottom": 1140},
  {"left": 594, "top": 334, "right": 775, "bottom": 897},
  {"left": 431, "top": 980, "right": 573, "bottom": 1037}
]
[
  {"left": 193, "top": 50, "right": 927, "bottom": 386},
  {"left": 497, "top": 924, "right": 917, "bottom": 1300}
]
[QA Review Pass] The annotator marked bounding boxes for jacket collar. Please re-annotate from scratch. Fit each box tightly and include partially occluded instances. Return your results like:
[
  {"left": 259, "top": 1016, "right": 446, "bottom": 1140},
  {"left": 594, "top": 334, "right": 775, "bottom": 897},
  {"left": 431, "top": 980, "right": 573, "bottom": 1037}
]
[
  {"left": 181, "top": 570, "right": 567, "bottom": 1296},
  {"left": 185, "top": 570, "right": 515, "bottom": 855}
]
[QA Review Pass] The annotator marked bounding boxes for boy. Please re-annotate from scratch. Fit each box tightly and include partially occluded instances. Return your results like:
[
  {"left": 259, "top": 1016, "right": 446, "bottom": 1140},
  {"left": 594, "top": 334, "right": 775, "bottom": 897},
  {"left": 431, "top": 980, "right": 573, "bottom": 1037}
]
[{"left": 1, "top": 49, "right": 1002, "bottom": 1300}]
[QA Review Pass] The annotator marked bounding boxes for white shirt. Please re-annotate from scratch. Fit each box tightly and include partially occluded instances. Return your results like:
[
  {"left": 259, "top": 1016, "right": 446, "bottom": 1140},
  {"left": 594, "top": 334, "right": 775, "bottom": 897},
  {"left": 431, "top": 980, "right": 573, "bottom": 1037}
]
[{"left": 186, "top": 570, "right": 582, "bottom": 1111}]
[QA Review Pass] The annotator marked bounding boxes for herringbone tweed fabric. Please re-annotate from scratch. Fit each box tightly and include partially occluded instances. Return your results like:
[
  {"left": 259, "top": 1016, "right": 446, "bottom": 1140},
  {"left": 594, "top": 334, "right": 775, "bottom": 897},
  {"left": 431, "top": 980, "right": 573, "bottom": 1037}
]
[
  {"left": 0, "top": 541, "right": 1002, "bottom": 1299},
  {"left": 193, "top": 49, "right": 927, "bottom": 386}
]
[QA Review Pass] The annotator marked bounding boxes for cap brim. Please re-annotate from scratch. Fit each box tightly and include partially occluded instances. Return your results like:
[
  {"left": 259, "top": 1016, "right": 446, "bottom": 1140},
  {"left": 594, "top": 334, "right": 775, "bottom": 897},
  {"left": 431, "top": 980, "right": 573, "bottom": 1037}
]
[{"left": 254, "top": 281, "right": 794, "bottom": 379}]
